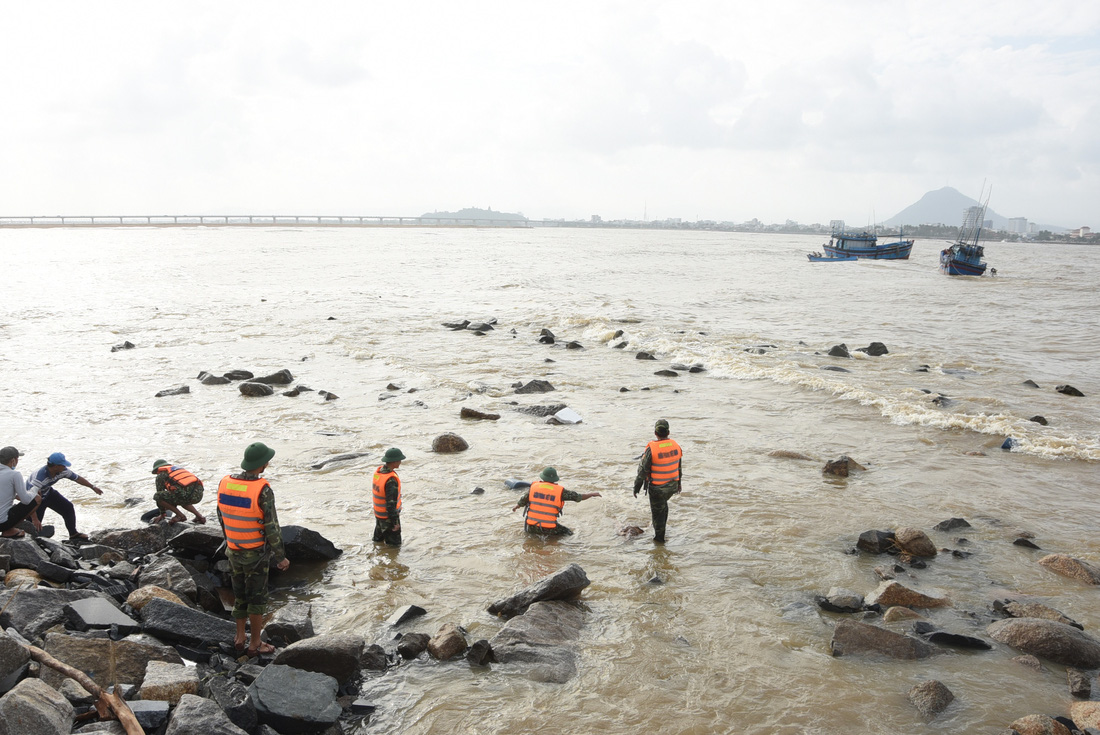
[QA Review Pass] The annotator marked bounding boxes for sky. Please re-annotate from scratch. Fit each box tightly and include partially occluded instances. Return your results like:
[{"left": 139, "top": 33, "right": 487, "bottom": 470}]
[{"left": 1, "top": 1, "right": 1097, "bottom": 227}]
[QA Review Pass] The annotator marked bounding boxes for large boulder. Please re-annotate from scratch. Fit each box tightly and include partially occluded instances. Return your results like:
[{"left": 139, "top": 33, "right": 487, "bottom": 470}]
[
  {"left": 265, "top": 602, "right": 314, "bottom": 646},
  {"left": 249, "top": 665, "right": 341, "bottom": 734},
  {"left": 1008, "top": 714, "right": 1073, "bottom": 735},
  {"left": 995, "top": 600, "right": 1082, "bottom": 629},
  {"left": 281, "top": 526, "right": 341, "bottom": 561},
  {"left": 0, "top": 630, "right": 30, "bottom": 695},
  {"left": 168, "top": 526, "right": 226, "bottom": 558},
  {"left": 857, "top": 530, "right": 897, "bottom": 554},
  {"left": 92, "top": 525, "right": 173, "bottom": 556},
  {"left": 488, "top": 563, "right": 590, "bottom": 618},
  {"left": 63, "top": 598, "right": 141, "bottom": 635},
  {"left": 1069, "top": 701, "right": 1100, "bottom": 731},
  {"left": 431, "top": 433, "right": 469, "bottom": 453},
  {"left": 0, "top": 588, "right": 100, "bottom": 638},
  {"left": 489, "top": 601, "right": 584, "bottom": 683},
  {"left": 139, "top": 556, "right": 199, "bottom": 602},
  {"left": 866, "top": 581, "right": 951, "bottom": 609},
  {"left": 0, "top": 678, "right": 74, "bottom": 735},
  {"left": 138, "top": 661, "right": 200, "bottom": 705},
  {"left": 856, "top": 342, "right": 889, "bottom": 356},
  {"left": 893, "top": 528, "right": 938, "bottom": 557},
  {"left": 40, "top": 632, "right": 183, "bottom": 689},
  {"left": 829, "top": 619, "right": 935, "bottom": 659},
  {"left": 1038, "top": 553, "right": 1100, "bottom": 585},
  {"left": 272, "top": 633, "right": 364, "bottom": 684},
  {"left": 0, "top": 537, "right": 49, "bottom": 570},
  {"left": 165, "top": 693, "right": 249, "bottom": 735},
  {"left": 139, "top": 597, "right": 237, "bottom": 648},
  {"left": 206, "top": 675, "right": 257, "bottom": 732},
  {"left": 987, "top": 618, "right": 1100, "bottom": 668}
]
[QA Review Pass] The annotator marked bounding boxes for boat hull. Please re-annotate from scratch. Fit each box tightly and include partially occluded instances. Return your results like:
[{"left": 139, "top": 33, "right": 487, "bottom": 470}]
[
  {"left": 939, "top": 246, "right": 987, "bottom": 276},
  {"left": 824, "top": 239, "right": 913, "bottom": 260}
]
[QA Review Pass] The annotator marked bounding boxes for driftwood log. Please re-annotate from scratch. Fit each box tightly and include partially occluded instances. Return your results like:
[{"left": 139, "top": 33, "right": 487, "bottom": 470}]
[{"left": 23, "top": 643, "right": 143, "bottom": 735}]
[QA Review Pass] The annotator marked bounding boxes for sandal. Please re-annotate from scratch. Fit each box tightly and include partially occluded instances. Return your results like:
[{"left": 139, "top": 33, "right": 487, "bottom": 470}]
[
  {"left": 1, "top": 529, "right": 25, "bottom": 538},
  {"left": 68, "top": 532, "right": 90, "bottom": 541},
  {"left": 247, "top": 642, "right": 276, "bottom": 656}
]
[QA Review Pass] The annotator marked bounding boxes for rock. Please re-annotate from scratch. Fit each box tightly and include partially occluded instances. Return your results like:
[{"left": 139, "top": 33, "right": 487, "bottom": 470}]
[
  {"left": 537, "top": 329, "right": 555, "bottom": 344},
  {"left": 489, "top": 601, "right": 583, "bottom": 683},
  {"left": 635, "top": 352, "right": 657, "bottom": 360},
  {"left": 894, "top": 528, "right": 937, "bottom": 558},
  {"left": 821, "top": 366, "right": 850, "bottom": 372},
  {"left": 0, "top": 630, "right": 30, "bottom": 695},
  {"left": 857, "top": 530, "right": 897, "bottom": 554},
  {"left": 317, "top": 390, "right": 339, "bottom": 401},
  {"left": 222, "top": 370, "right": 254, "bottom": 381},
  {"left": 266, "top": 602, "right": 314, "bottom": 647},
  {"left": 4, "top": 536, "right": 49, "bottom": 570},
  {"left": 1001, "top": 437, "right": 1019, "bottom": 450},
  {"left": 924, "top": 631, "right": 992, "bottom": 650},
  {"left": 1008, "top": 714, "right": 1073, "bottom": 735},
  {"left": 57, "top": 679, "right": 94, "bottom": 706},
  {"left": 0, "top": 678, "right": 74, "bottom": 735},
  {"left": 1038, "top": 553, "right": 1100, "bottom": 584},
  {"left": 460, "top": 408, "right": 500, "bottom": 420},
  {"left": 253, "top": 369, "right": 294, "bottom": 385},
  {"left": 987, "top": 618, "right": 1100, "bottom": 667},
  {"left": 386, "top": 604, "right": 427, "bottom": 628},
  {"left": 830, "top": 619, "right": 935, "bottom": 659},
  {"left": 0, "top": 588, "right": 99, "bottom": 638},
  {"left": 1056, "top": 384, "right": 1085, "bottom": 397},
  {"left": 35, "top": 559, "right": 72, "bottom": 584},
  {"left": 40, "top": 632, "right": 183, "bottom": 688},
  {"left": 310, "top": 453, "right": 370, "bottom": 470},
  {"left": 823, "top": 455, "right": 865, "bottom": 477},
  {"left": 1015, "top": 537, "right": 1042, "bottom": 549},
  {"left": 272, "top": 633, "right": 365, "bottom": 684},
  {"left": 467, "top": 639, "right": 495, "bottom": 666},
  {"left": 126, "top": 586, "right": 187, "bottom": 611},
  {"left": 139, "top": 660, "right": 200, "bottom": 705},
  {"left": 817, "top": 587, "right": 864, "bottom": 614},
  {"left": 93, "top": 525, "right": 173, "bottom": 555},
  {"left": 155, "top": 386, "right": 190, "bottom": 397},
  {"left": 206, "top": 675, "right": 256, "bottom": 732},
  {"left": 396, "top": 633, "right": 430, "bottom": 660},
  {"left": 139, "top": 555, "right": 198, "bottom": 602},
  {"left": 827, "top": 344, "right": 851, "bottom": 358},
  {"left": 467, "top": 322, "right": 494, "bottom": 331},
  {"left": 139, "top": 597, "right": 237, "bottom": 648},
  {"left": 1069, "top": 667, "right": 1092, "bottom": 698},
  {"left": 201, "top": 374, "right": 232, "bottom": 386},
  {"left": 564, "top": 340, "right": 583, "bottom": 349},
  {"left": 110, "top": 341, "right": 136, "bottom": 353},
  {"left": 514, "top": 380, "right": 555, "bottom": 394},
  {"left": 866, "top": 581, "right": 951, "bottom": 609},
  {"left": 128, "top": 700, "right": 171, "bottom": 731},
  {"left": 441, "top": 320, "right": 469, "bottom": 330},
  {"left": 1013, "top": 654, "right": 1044, "bottom": 671},
  {"left": 77, "top": 544, "right": 124, "bottom": 562},
  {"left": 855, "top": 342, "right": 889, "bottom": 356},
  {"left": 1070, "top": 701, "right": 1100, "bottom": 730},
  {"left": 487, "top": 563, "right": 591, "bottom": 618},
  {"left": 431, "top": 433, "right": 469, "bottom": 453},
  {"left": 767, "top": 450, "right": 814, "bottom": 461},
  {"left": 883, "top": 606, "right": 924, "bottom": 623},
  {"left": 165, "top": 693, "right": 248, "bottom": 735},
  {"left": 547, "top": 407, "right": 583, "bottom": 425},
  {"left": 281, "top": 526, "right": 342, "bottom": 561},
  {"left": 427, "top": 624, "right": 467, "bottom": 660},
  {"left": 238, "top": 382, "right": 275, "bottom": 397},
  {"left": 168, "top": 525, "right": 226, "bottom": 558},
  {"left": 907, "top": 679, "right": 953, "bottom": 718},
  {"left": 516, "top": 404, "right": 567, "bottom": 417},
  {"left": 995, "top": 600, "right": 1082, "bottom": 629},
  {"left": 249, "top": 664, "right": 341, "bottom": 734},
  {"left": 612, "top": 342, "right": 627, "bottom": 349},
  {"left": 654, "top": 369, "right": 679, "bottom": 377},
  {"left": 359, "top": 643, "right": 387, "bottom": 671},
  {"left": 617, "top": 526, "right": 644, "bottom": 538},
  {"left": 63, "top": 598, "right": 141, "bottom": 635},
  {"left": 933, "top": 518, "right": 971, "bottom": 532}
]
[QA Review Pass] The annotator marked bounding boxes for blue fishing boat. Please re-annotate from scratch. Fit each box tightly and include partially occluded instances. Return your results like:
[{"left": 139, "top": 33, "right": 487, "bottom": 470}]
[
  {"left": 806, "top": 222, "right": 913, "bottom": 262},
  {"left": 940, "top": 194, "right": 990, "bottom": 276}
]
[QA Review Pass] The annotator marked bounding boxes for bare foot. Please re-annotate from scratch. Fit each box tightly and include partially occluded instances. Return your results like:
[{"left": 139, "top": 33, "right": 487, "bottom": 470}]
[
  {"left": 168, "top": 515, "right": 186, "bottom": 525},
  {"left": 193, "top": 515, "right": 207, "bottom": 525},
  {"left": 247, "top": 641, "right": 276, "bottom": 656}
]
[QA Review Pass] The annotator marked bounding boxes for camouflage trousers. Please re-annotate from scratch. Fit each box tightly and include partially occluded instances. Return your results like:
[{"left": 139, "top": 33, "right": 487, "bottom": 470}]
[
  {"left": 154, "top": 483, "right": 204, "bottom": 507},
  {"left": 648, "top": 482, "right": 680, "bottom": 542},
  {"left": 226, "top": 547, "right": 271, "bottom": 618},
  {"left": 373, "top": 518, "right": 402, "bottom": 547},
  {"left": 524, "top": 523, "right": 573, "bottom": 536}
]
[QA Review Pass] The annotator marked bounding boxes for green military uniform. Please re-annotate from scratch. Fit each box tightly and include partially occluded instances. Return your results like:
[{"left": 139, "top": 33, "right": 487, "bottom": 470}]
[
  {"left": 516, "top": 486, "right": 586, "bottom": 536},
  {"left": 217, "top": 470, "right": 286, "bottom": 618},
  {"left": 372, "top": 471, "right": 402, "bottom": 546},
  {"left": 634, "top": 419, "right": 682, "bottom": 543},
  {"left": 153, "top": 468, "right": 204, "bottom": 507}
]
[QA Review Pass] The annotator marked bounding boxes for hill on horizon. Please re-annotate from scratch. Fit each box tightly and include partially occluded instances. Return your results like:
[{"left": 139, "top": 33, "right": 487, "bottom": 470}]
[
  {"left": 420, "top": 206, "right": 526, "bottom": 221},
  {"left": 883, "top": 187, "right": 1066, "bottom": 232}
]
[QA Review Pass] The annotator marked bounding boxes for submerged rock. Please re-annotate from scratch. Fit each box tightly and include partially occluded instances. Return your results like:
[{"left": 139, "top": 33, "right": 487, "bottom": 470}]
[
  {"left": 1038, "top": 553, "right": 1100, "bottom": 584},
  {"left": 432, "top": 433, "right": 469, "bottom": 453},
  {"left": 310, "top": 452, "right": 370, "bottom": 469},
  {"left": 987, "top": 618, "right": 1100, "bottom": 667},
  {"left": 460, "top": 408, "right": 500, "bottom": 421},
  {"left": 823, "top": 456, "right": 865, "bottom": 477},
  {"left": 767, "top": 450, "right": 814, "bottom": 461},
  {"left": 866, "top": 581, "right": 950, "bottom": 609},
  {"left": 830, "top": 619, "right": 934, "bottom": 659},
  {"left": 254, "top": 369, "right": 294, "bottom": 385},
  {"left": 855, "top": 342, "right": 889, "bottom": 356},
  {"left": 908, "top": 679, "right": 954, "bottom": 718},
  {"left": 111, "top": 341, "right": 136, "bottom": 352},
  {"left": 490, "top": 601, "right": 583, "bottom": 683},
  {"left": 932, "top": 518, "right": 971, "bottom": 532},
  {"left": 488, "top": 563, "right": 590, "bottom": 618},
  {"left": 238, "top": 382, "right": 274, "bottom": 397},
  {"left": 514, "top": 379, "right": 555, "bottom": 394},
  {"left": 827, "top": 344, "right": 851, "bottom": 358},
  {"left": 155, "top": 386, "right": 190, "bottom": 398},
  {"left": 1056, "top": 384, "right": 1085, "bottom": 397}
]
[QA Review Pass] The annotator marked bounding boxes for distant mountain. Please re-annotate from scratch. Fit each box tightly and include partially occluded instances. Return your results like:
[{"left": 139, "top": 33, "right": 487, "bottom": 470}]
[
  {"left": 883, "top": 187, "right": 1065, "bottom": 232},
  {"left": 420, "top": 207, "right": 526, "bottom": 221}
]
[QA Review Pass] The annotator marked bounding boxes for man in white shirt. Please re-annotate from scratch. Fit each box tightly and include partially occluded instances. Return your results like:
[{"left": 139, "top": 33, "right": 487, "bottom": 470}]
[{"left": 0, "top": 446, "right": 41, "bottom": 538}]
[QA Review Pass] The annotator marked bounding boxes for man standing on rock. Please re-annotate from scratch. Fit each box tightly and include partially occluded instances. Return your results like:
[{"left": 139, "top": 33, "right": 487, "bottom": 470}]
[
  {"left": 1, "top": 446, "right": 41, "bottom": 538},
  {"left": 217, "top": 442, "right": 289, "bottom": 657},
  {"left": 513, "top": 467, "right": 601, "bottom": 536},
  {"left": 26, "top": 452, "right": 104, "bottom": 541},
  {"left": 373, "top": 448, "right": 406, "bottom": 547},
  {"left": 633, "top": 419, "right": 682, "bottom": 543},
  {"left": 150, "top": 459, "right": 207, "bottom": 525}
]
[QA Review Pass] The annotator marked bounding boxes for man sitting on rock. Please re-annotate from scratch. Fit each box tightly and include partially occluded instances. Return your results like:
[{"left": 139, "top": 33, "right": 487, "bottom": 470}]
[
  {"left": 150, "top": 459, "right": 207, "bottom": 525},
  {"left": 512, "top": 467, "right": 601, "bottom": 536},
  {"left": 0, "top": 446, "right": 41, "bottom": 538}
]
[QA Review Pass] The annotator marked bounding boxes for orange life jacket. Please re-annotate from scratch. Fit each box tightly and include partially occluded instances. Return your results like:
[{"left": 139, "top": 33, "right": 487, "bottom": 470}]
[
  {"left": 647, "top": 438, "right": 682, "bottom": 485},
  {"left": 525, "top": 481, "right": 564, "bottom": 530},
  {"left": 217, "top": 476, "right": 266, "bottom": 550},
  {"left": 372, "top": 467, "right": 402, "bottom": 520},
  {"left": 156, "top": 465, "right": 202, "bottom": 491}
]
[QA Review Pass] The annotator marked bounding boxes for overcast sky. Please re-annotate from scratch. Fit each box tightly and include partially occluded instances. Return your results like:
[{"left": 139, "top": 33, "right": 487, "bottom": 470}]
[{"left": 2, "top": 1, "right": 1096, "bottom": 227}]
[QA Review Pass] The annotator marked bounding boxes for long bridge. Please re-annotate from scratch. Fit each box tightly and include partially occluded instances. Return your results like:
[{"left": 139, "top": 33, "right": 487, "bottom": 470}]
[{"left": 0, "top": 214, "right": 535, "bottom": 228}]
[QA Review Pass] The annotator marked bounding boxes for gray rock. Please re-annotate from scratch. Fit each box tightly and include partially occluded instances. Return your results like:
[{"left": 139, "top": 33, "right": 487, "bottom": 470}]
[
  {"left": 201, "top": 374, "right": 232, "bottom": 385},
  {"left": 35, "top": 559, "right": 73, "bottom": 584},
  {"left": 129, "top": 700, "right": 171, "bottom": 731},
  {"left": 1056, "top": 384, "right": 1085, "bottom": 397},
  {"left": 139, "top": 555, "right": 199, "bottom": 602},
  {"left": 488, "top": 563, "right": 591, "bottom": 618},
  {"left": 386, "top": 604, "right": 427, "bottom": 628},
  {"left": 467, "top": 639, "right": 495, "bottom": 666},
  {"left": 63, "top": 598, "right": 141, "bottom": 635},
  {"left": 167, "top": 526, "right": 226, "bottom": 558},
  {"left": 249, "top": 664, "right": 341, "bottom": 734},
  {"left": 57, "top": 679, "right": 94, "bottom": 706},
  {"left": 538, "top": 329, "right": 555, "bottom": 344},
  {"left": 40, "top": 632, "right": 183, "bottom": 689},
  {"left": 254, "top": 369, "right": 294, "bottom": 385},
  {"left": 933, "top": 518, "right": 971, "bottom": 532},
  {"left": 281, "top": 525, "right": 342, "bottom": 561},
  {"left": 635, "top": 351, "right": 657, "bottom": 360},
  {"left": 222, "top": 370, "right": 254, "bottom": 381},
  {"left": 139, "top": 597, "right": 237, "bottom": 648},
  {"left": 431, "top": 433, "right": 469, "bottom": 453},
  {"left": 78, "top": 544, "right": 124, "bottom": 562},
  {"left": 272, "top": 633, "right": 364, "bottom": 684},
  {"left": 0, "top": 678, "right": 74, "bottom": 735},
  {"left": 830, "top": 619, "right": 935, "bottom": 659},
  {"left": 1069, "top": 667, "right": 1092, "bottom": 698},
  {"left": 856, "top": 342, "right": 889, "bottom": 356},
  {"left": 266, "top": 602, "right": 314, "bottom": 647},
  {"left": 239, "top": 382, "right": 275, "bottom": 397},
  {"left": 138, "top": 660, "right": 200, "bottom": 705},
  {"left": 827, "top": 344, "right": 851, "bottom": 358},
  {"left": 654, "top": 369, "right": 679, "bottom": 377},
  {"left": 489, "top": 601, "right": 584, "bottom": 683},
  {"left": 359, "top": 643, "right": 387, "bottom": 671},
  {"left": 0, "top": 588, "right": 99, "bottom": 639},
  {"left": 166, "top": 693, "right": 249, "bottom": 735},
  {"left": 857, "top": 530, "right": 896, "bottom": 554},
  {"left": 0, "top": 630, "right": 30, "bottom": 695},
  {"left": 3, "top": 537, "right": 49, "bottom": 570},
  {"left": 514, "top": 380, "right": 555, "bottom": 394},
  {"left": 516, "top": 404, "right": 567, "bottom": 417},
  {"left": 396, "top": 633, "right": 430, "bottom": 660},
  {"left": 818, "top": 587, "right": 864, "bottom": 613},
  {"left": 92, "top": 525, "right": 173, "bottom": 555},
  {"left": 1029, "top": 415, "right": 1049, "bottom": 425},
  {"left": 988, "top": 618, "right": 1100, "bottom": 667},
  {"left": 907, "top": 679, "right": 954, "bottom": 718},
  {"left": 207, "top": 675, "right": 257, "bottom": 732},
  {"left": 310, "top": 453, "right": 370, "bottom": 470},
  {"left": 111, "top": 341, "right": 136, "bottom": 353},
  {"left": 155, "top": 386, "right": 190, "bottom": 397}
]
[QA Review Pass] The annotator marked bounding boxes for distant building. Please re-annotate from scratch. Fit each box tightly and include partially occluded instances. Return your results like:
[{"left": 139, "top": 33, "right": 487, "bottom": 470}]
[
  {"left": 1070, "top": 226, "right": 1092, "bottom": 238},
  {"left": 1007, "top": 217, "right": 1029, "bottom": 233}
]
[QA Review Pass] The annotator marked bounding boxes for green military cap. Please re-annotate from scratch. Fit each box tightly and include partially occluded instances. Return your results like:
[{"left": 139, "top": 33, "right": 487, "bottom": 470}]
[
  {"left": 539, "top": 467, "right": 559, "bottom": 482},
  {"left": 151, "top": 459, "right": 170, "bottom": 474},
  {"left": 383, "top": 447, "right": 406, "bottom": 463},
  {"left": 241, "top": 442, "right": 276, "bottom": 471},
  {"left": 655, "top": 419, "right": 670, "bottom": 432}
]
